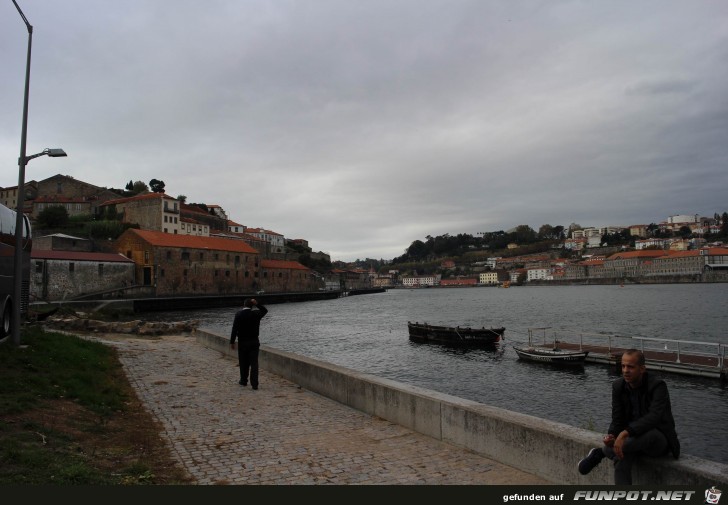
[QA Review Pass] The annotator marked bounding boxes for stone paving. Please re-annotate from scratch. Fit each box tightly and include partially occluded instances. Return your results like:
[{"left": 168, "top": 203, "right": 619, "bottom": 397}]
[{"left": 96, "top": 334, "right": 551, "bottom": 485}]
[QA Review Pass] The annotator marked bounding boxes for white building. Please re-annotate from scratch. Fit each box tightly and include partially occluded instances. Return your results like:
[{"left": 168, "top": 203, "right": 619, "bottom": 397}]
[
  {"left": 527, "top": 268, "right": 552, "bottom": 282},
  {"left": 479, "top": 272, "right": 499, "bottom": 285}
]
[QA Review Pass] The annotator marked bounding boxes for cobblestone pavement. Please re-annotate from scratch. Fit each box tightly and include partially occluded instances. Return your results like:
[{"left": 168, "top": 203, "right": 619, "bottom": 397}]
[{"left": 97, "top": 334, "right": 551, "bottom": 485}]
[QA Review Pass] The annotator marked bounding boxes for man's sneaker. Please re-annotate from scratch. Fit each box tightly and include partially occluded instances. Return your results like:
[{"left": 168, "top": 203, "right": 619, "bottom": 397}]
[
  {"left": 238, "top": 380, "right": 247, "bottom": 386},
  {"left": 578, "top": 448, "right": 604, "bottom": 475},
  {"left": 252, "top": 385, "right": 258, "bottom": 390}
]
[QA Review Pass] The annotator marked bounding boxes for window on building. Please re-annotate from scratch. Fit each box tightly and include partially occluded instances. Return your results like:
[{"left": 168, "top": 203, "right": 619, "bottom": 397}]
[
  {"left": 35, "top": 261, "right": 43, "bottom": 273},
  {"left": 245, "top": 271, "right": 249, "bottom": 277},
  {"left": 225, "top": 270, "right": 230, "bottom": 277},
  {"left": 214, "top": 253, "right": 219, "bottom": 260},
  {"left": 56, "top": 182, "right": 62, "bottom": 193},
  {"left": 183, "top": 269, "right": 188, "bottom": 277},
  {"left": 279, "top": 272, "right": 283, "bottom": 278},
  {"left": 254, "top": 272, "right": 258, "bottom": 278},
  {"left": 160, "top": 269, "right": 165, "bottom": 277},
  {"left": 215, "top": 270, "right": 219, "bottom": 277},
  {"left": 98, "top": 264, "right": 104, "bottom": 276},
  {"left": 235, "top": 255, "right": 240, "bottom": 264},
  {"left": 181, "top": 251, "right": 190, "bottom": 260},
  {"left": 126, "top": 250, "right": 132, "bottom": 259},
  {"left": 69, "top": 263, "right": 75, "bottom": 272},
  {"left": 263, "top": 271, "right": 267, "bottom": 278},
  {"left": 144, "top": 251, "right": 150, "bottom": 263},
  {"left": 166, "top": 251, "right": 172, "bottom": 260}
]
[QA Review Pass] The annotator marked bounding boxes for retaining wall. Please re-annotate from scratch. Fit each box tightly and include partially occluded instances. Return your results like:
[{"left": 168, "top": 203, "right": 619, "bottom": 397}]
[{"left": 196, "top": 329, "right": 728, "bottom": 486}]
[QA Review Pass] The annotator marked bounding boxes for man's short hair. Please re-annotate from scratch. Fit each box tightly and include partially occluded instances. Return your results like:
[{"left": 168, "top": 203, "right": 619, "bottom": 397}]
[
  {"left": 623, "top": 348, "right": 645, "bottom": 365},
  {"left": 243, "top": 298, "right": 253, "bottom": 308}
]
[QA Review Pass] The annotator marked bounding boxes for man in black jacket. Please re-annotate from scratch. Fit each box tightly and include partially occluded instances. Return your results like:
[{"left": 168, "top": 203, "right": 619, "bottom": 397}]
[
  {"left": 230, "top": 298, "right": 268, "bottom": 390},
  {"left": 578, "top": 348, "right": 680, "bottom": 484}
]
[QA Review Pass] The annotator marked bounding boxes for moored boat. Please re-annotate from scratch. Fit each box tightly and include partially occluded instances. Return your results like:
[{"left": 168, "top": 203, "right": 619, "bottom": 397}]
[
  {"left": 512, "top": 345, "right": 589, "bottom": 366},
  {"left": 407, "top": 321, "right": 505, "bottom": 346}
]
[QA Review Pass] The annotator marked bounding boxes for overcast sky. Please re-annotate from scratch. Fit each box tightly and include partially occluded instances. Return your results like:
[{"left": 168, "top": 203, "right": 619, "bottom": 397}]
[{"left": 2, "top": 1, "right": 727, "bottom": 261}]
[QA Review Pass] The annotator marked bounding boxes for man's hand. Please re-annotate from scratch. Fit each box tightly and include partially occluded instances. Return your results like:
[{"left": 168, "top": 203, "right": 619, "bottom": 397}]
[
  {"left": 603, "top": 434, "right": 616, "bottom": 447},
  {"left": 614, "top": 430, "right": 629, "bottom": 459},
  {"left": 230, "top": 343, "right": 236, "bottom": 350}
]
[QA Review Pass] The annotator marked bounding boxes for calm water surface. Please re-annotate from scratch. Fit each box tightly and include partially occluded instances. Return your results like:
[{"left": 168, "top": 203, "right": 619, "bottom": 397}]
[{"left": 149, "top": 284, "right": 728, "bottom": 464}]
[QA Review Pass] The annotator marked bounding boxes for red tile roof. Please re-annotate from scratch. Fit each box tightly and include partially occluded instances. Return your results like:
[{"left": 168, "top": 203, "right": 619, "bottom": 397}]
[
  {"left": 124, "top": 229, "right": 258, "bottom": 254},
  {"left": 101, "top": 192, "right": 176, "bottom": 206},
  {"left": 34, "top": 196, "right": 93, "bottom": 203},
  {"left": 31, "top": 250, "right": 134, "bottom": 263},
  {"left": 706, "top": 247, "right": 728, "bottom": 255},
  {"left": 260, "top": 259, "right": 310, "bottom": 271},
  {"left": 607, "top": 250, "right": 668, "bottom": 260}
]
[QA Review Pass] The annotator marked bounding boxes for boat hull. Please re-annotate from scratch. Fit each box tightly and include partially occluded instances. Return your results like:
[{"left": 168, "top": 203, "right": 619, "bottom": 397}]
[
  {"left": 513, "top": 346, "right": 589, "bottom": 366},
  {"left": 408, "top": 322, "right": 504, "bottom": 347}
]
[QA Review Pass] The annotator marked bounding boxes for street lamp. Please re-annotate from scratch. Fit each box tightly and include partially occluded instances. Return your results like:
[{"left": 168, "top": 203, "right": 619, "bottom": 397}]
[{"left": 11, "top": 0, "right": 67, "bottom": 345}]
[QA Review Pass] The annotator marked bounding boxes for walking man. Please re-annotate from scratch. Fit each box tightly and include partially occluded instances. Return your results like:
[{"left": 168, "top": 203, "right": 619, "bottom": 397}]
[
  {"left": 230, "top": 298, "right": 268, "bottom": 390},
  {"left": 578, "top": 348, "right": 680, "bottom": 484}
]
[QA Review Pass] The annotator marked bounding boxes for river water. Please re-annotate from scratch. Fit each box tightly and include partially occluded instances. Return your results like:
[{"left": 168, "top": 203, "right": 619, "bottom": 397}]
[{"left": 146, "top": 284, "right": 728, "bottom": 465}]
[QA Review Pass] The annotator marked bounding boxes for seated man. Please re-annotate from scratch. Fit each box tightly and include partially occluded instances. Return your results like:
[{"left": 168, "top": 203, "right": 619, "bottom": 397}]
[{"left": 578, "top": 348, "right": 680, "bottom": 485}]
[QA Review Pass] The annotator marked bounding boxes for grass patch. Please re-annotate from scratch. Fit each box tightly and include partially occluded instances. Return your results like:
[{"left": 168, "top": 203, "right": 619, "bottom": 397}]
[{"left": 0, "top": 326, "right": 192, "bottom": 485}]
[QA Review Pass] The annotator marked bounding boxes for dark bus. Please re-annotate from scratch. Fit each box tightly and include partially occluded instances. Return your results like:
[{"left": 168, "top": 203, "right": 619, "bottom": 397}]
[{"left": 0, "top": 202, "right": 32, "bottom": 341}]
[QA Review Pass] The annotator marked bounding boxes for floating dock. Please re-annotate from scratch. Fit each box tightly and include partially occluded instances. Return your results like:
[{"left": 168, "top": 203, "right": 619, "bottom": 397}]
[{"left": 526, "top": 328, "right": 726, "bottom": 380}]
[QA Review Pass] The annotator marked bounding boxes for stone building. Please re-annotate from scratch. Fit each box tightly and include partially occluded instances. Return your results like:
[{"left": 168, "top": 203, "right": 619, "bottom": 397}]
[
  {"left": 29, "top": 174, "right": 120, "bottom": 219},
  {"left": 3, "top": 174, "right": 120, "bottom": 219},
  {"left": 30, "top": 250, "right": 135, "bottom": 301},
  {"left": 115, "top": 228, "right": 260, "bottom": 296},
  {"left": 100, "top": 192, "right": 184, "bottom": 234},
  {"left": 180, "top": 203, "right": 227, "bottom": 233},
  {"left": 32, "top": 233, "right": 92, "bottom": 252},
  {"left": 260, "top": 259, "right": 320, "bottom": 293}
]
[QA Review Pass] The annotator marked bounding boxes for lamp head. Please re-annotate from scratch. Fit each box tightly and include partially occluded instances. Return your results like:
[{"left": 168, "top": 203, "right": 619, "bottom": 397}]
[{"left": 46, "top": 148, "right": 67, "bottom": 157}]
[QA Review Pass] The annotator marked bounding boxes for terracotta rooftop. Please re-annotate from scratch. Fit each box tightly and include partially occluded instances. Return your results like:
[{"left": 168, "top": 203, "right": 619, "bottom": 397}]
[
  {"left": 260, "top": 259, "right": 310, "bottom": 270},
  {"left": 124, "top": 229, "right": 258, "bottom": 254},
  {"left": 101, "top": 192, "right": 176, "bottom": 206}
]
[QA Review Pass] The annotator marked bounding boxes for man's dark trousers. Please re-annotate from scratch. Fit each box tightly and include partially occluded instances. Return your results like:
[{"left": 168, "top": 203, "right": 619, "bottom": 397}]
[
  {"left": 238, "top": 342, "right": 260, "bottom": 388},
  {"left": 603, "top": 429, "right": 668, "bottom": 485}
]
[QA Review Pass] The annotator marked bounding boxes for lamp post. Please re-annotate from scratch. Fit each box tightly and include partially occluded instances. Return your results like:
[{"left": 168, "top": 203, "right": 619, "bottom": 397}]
[{"left": 11, "top": 0, "right": 67, "bottom": 345}]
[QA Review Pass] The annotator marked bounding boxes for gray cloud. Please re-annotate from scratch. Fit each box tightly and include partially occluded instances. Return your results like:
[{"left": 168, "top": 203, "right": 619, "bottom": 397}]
[{"left": 2, "top": 0, "right": 728, "bottom": 261}]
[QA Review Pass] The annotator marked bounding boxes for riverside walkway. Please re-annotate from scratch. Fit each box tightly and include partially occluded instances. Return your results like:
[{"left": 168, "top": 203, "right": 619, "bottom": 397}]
[{"left": 97, "top": 334, "right": 550, "bottom": 485}]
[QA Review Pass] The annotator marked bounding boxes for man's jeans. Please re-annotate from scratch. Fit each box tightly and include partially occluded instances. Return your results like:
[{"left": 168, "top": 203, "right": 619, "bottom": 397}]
[{"left": 603, "top": 429, "right": 669, "bottom": 485}]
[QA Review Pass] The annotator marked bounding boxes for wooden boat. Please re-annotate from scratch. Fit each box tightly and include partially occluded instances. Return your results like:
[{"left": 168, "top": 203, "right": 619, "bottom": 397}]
[
  {"left": 407, "top": 321, "right": 505, "bottom": 346},
  {"left": 513, "top": 345, "right": 589, "bottom": 366}
]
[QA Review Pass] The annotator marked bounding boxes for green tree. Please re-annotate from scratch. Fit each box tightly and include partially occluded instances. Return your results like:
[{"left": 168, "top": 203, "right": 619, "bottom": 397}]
[
  {"left": 36, "top": 205, "right": 69, "bottom": 228},
  {"left": 721, "top": 212, "right": 728, "bottom": 237},
  {"left": 125, "top": 180, "right": 133, "bottom": 191},
  {"left": 176, "top": 195, "right": 187, "bottom": 204},
  {"left": 406, "top": 240, "right": 428, "bottom": 260},
  {"left": 131, "top": 181, "right": 149, "bottom": 194},
  {"left": 149, "top": 179, "right": 166, "bottom": 193}
]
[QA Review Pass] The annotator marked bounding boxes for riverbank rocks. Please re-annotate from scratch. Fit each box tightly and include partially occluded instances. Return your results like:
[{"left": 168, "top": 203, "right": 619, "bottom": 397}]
[{"left": 43, "top": 316, "right": 200, "bottom": 335}]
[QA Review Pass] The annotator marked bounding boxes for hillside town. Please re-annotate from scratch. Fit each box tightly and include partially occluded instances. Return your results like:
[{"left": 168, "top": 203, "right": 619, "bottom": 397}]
[{"left": 1, "top": 174, "right": 727, "bottom": 302}]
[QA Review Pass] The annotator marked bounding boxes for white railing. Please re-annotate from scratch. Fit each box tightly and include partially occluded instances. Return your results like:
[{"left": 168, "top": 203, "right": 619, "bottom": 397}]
[{"left": 527, "top": 327, "right": 726, "bottom": 373}]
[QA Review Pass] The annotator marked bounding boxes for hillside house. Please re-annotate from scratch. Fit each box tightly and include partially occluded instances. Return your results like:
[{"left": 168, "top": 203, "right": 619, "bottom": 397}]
[{"left": 115, "top": 229, "right": 260, "bottom": 296}]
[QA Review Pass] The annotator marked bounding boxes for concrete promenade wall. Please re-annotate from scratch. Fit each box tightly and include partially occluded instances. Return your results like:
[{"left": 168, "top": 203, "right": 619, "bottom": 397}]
[{"left": 196, "top": 329, "right": 728, "bottom": 486}]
